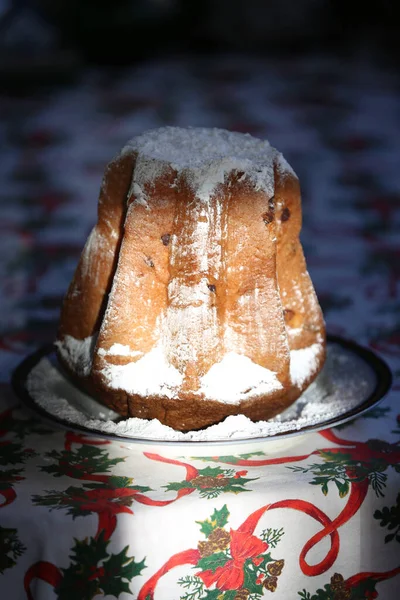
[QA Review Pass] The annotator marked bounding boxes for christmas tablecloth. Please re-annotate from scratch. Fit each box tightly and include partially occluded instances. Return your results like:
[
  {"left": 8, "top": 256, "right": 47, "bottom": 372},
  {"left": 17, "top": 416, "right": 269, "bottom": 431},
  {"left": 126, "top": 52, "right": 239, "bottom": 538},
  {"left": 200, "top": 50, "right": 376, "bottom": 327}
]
[{"left": 1, "top": 55, "right": 399, "bottom": 599}]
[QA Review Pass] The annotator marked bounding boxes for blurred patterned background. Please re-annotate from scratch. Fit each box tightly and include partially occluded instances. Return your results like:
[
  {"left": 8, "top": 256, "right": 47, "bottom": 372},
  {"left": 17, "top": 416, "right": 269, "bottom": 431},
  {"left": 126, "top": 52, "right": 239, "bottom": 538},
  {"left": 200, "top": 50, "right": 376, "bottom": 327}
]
[{"left": 0, "top": 0, "right": 399, "bottom": 382}]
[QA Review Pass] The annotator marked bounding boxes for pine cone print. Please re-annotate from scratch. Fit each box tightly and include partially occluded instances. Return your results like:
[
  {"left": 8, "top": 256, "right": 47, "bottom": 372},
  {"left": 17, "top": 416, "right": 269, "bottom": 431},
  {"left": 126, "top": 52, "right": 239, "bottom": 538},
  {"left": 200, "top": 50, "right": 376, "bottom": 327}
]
[
  {"left": 197, "top": 540, "right": 212, "bottom": 557},
  {"left": 267, "top": 559, "right": 285, "bottom": 576},
  {"left": 198, "top": 527, "right": 230, "bottom": 556},
  {"left": 330, "top": 573, "right": 345, "bottom": 591},
  {"left": 191, "top": 476, "right": 229, "bottom": 489},
  {"left": 263, "top": 575, "right": 278, "bottom": 592},
  {"left": 330, "top": 573, "right": 351, "bottom": 600},
  {"left": 333, "top": 590, "right": 351, "bottom": 600},
  {"left": 208, "top": 527, "right": 230, "bottom": 547},
  {"left": 234, "top": 589, "right": 250, "bottom": 600}
]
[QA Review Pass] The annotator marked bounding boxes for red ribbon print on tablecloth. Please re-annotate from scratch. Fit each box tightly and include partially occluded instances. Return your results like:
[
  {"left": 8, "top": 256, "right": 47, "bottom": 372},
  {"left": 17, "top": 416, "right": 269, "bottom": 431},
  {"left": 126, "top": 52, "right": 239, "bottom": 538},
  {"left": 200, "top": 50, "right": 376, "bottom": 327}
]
[
  {"left": 137, "top": 497, "right": 399, "bottom": 599},
  {"left": 196, "top": 528, "right": 268, "bottom": 590},
  {"left": 24, "top": 563, "right": 63, "bottom": 600},
  {"left": 23, "top": 434, "right": 204, "bottom": 597},
  {"left": 136, "top": 427, "right": 400, "bottom": 598},
  {"left": 23, "top": 425, "right": 400, "bottom": 598}
]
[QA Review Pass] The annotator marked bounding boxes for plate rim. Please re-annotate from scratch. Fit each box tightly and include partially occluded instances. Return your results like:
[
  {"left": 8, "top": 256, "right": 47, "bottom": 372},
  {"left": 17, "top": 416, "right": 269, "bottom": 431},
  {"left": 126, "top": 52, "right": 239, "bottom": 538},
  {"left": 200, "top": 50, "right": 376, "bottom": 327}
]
[{"left": 11, "top": 334, "right": 393, "bottom": 446}]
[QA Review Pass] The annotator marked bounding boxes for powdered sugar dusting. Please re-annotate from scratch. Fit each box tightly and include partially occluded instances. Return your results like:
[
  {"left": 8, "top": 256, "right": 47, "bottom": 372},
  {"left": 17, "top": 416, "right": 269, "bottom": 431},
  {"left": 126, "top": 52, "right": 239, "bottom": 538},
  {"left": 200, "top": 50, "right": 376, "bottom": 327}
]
[
  {"left": 290, "top": 343, "right": 323, "bottom": 388},
  {"left": 123, "top": 127, "right": 281, "bottom": 203},
  {"left": 58, "top": 332, "right": 322, "bottom": 404},
  {"left": 164, "top": 278, "right": 214, "bottom": 370},
  {"left": 130, "top": 182, "right": 150, "bottom": 210},
  {"left": 27, "top": 341, "right": 377, "bottom": 442},
  {"left": 287, "top": 327, "right": 302, "bottom": 340},
  {"left": 163, "top": 199, "right": 221, "bottom": 372},
  {"left": 275, "top": 151, "right": 297, "bottom": 179},
  {"left": 98, "top": 343, "right": 143, "bottom": 358},
  {"left": 56, "top": 335, "right": 96, "bottom": 377},
  {"left": 80, "top": 228, "right": 110, "bottom": 286},
  {"left": 200, "top": 352, "right": 283, "bottom": 403},
  {"left": 100, "top": 343, "right": 183, "bottom": 398}
]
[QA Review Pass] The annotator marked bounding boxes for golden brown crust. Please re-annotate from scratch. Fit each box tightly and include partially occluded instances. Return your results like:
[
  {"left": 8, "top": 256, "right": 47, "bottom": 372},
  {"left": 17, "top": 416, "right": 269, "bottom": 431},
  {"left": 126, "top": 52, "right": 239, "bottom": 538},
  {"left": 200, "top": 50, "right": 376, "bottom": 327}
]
[
  {"left": 58, "top": 152, "right": 136, "bottom": 340},
  {"left": 221, "top": 174, "right": 290, "bottom": 383},
  {"left": 92, "top": 170, "right": 179, "bottom": 373},
  {"left": 57, "top": 132, "right": 326, "bottom": 432},
  {"left": 274, "top": 158, "right": 326, "bottom": 352}
]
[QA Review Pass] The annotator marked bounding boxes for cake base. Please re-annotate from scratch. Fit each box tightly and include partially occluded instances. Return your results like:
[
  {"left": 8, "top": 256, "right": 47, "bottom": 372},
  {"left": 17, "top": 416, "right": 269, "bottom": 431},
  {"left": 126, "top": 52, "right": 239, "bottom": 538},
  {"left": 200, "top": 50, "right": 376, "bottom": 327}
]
[
  {"left": 57, "top": 358, "right": 315, "bottom": 432},
  {"left": 12, "top": 336, "right": 392, "bottom": 445}
]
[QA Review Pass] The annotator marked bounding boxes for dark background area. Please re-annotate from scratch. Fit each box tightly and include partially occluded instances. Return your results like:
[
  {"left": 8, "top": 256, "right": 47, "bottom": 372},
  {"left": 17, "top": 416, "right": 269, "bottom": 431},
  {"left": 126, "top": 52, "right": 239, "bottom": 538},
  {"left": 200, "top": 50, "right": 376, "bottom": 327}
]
[{"left": 0, "top": 0, "right": 399, "bottom": 84}]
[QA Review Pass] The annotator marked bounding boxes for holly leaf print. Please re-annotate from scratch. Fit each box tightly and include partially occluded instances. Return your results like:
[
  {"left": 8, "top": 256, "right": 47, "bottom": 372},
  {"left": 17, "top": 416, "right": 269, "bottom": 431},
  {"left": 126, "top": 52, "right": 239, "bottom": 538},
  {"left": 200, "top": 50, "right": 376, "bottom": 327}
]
[
  {"left": 192, "top": 451, "right": 265, "bottom": 464},
  {"left": 196, "top": 519, "right": 216, "bottom": 538},
  {"left": 33, "top": 479, "right": 140, "bottom": 519},
  {"left": 70, "top": 533, "right": 108, "bottom": 565},
  {"left": 211, "top": 505, "right": 230, "bottom": 528},
  {"left": 197, "top": 505, "right": 230, "bottom": 537},
  {"left": 0, "top": 442, "right": 35, "bottom": 466},
  {"left": 196, "top": 551, "right": 229, "bottom": 573},
  {"left": 334, "top": 479, "right": 350, "bottom": 498},
  {"left": 104, "top": 476, "right": 135, "bottom": 489},
  {"left": 86, "top": 477, "right": 152, "bottom": 493},
  {"left": 199, "top": 466, "right": 234, "bottom": 477},
  {"left": 318, "top": 450, "right": 352, "bottom": 463},
  {"left": 0, "top": 468, "right": 23, "bottom": 488},
  {"left": 320, "top": 481, "right": 329, "bottom": 496},
  {"left": 32, "top": 486, "right": 94, "bottom": 518},
  {"left": 101, "top": 546, "right": 146, "bottom": 595},
  {"left": 289, "top": 450, "right": 383, "bottom": 498},
  {"left": 40, "top": 446, "right": 125, "bottom": 478},
  {"left": 104, "top": 546, "right": 146, "bottom": 579},
  {"left": 164, "top": 480, "right": 191, "bottom": 492},
  {"left": 56, "top": 533, "right": 146, "bottom": 600},
  {"left": 101, "top": 579, "right": 131, "bottom": 596},
  {"left": 242, "top": 559, "right": 264, "bottom": 595},
  {"left": 374, "top": 493, "right": 400, "bottom": 543},
  {"left": 0, "top": 526, "right": 26, "bottom": 573}
]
